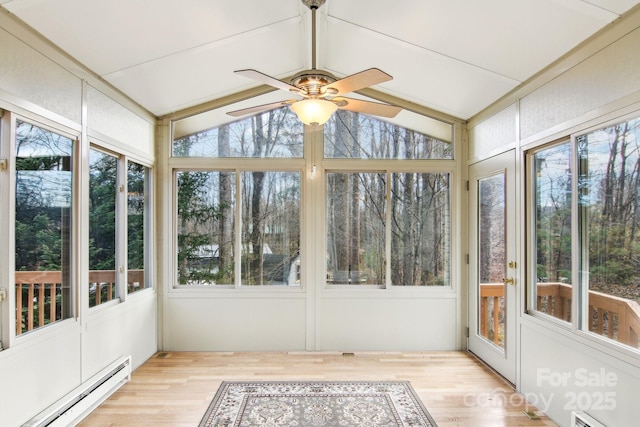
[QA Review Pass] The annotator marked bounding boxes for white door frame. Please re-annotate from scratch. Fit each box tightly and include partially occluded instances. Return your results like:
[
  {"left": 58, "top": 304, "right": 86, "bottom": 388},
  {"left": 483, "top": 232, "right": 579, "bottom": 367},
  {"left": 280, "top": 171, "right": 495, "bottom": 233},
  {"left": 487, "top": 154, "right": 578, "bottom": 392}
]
[{"left": 468, "top": 150, "right": 518, "bottom": 384}]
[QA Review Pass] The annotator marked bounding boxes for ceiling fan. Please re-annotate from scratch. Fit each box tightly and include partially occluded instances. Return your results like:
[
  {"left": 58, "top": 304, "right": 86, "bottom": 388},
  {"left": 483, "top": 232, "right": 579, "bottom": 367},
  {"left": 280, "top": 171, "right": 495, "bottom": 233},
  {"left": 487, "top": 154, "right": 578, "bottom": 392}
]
[{"left": 227, "top": 0, "right": 401, "bottom": 126}]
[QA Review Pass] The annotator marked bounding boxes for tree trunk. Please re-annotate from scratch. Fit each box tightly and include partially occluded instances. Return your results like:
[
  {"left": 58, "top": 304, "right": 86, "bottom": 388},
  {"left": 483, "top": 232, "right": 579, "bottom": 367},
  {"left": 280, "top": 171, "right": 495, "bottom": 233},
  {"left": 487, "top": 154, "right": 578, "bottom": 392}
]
[{"left": 217, "top": 125, "right": 233, "bottom": 282}]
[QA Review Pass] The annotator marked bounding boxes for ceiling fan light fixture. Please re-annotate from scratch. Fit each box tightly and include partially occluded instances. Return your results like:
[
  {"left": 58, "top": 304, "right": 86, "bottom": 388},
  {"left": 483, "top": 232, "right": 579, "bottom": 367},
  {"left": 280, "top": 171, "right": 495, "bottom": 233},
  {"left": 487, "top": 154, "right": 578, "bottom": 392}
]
[{"left": 290, "top": 99, "right": 337, "bottom": 126}]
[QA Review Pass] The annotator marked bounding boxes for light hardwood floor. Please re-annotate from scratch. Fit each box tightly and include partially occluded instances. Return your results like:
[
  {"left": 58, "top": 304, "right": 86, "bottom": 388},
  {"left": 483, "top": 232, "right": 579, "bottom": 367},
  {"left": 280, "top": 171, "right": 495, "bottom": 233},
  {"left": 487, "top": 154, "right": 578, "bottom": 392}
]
[{"left": 79, "top": 351, "right": 557, "bottom": 427}]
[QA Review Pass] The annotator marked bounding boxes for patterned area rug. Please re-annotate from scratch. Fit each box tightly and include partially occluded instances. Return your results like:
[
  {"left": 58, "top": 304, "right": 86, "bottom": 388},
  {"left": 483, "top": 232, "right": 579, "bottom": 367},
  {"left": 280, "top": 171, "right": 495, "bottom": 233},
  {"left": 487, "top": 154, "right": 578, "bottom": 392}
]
[{"left": 198, "top": 381, "right": 438, "bottom": 426}]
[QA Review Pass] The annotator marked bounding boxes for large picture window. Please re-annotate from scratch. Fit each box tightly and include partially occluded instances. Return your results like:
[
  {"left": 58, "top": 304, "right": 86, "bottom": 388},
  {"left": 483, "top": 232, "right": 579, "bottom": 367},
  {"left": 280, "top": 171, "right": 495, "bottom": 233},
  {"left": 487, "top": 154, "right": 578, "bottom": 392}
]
[
  {"left": 172, "top": 108, "right": 453, "bottom": 290},
  {"left": 15, "top": 120, "right": 74, "bottom": 334}
]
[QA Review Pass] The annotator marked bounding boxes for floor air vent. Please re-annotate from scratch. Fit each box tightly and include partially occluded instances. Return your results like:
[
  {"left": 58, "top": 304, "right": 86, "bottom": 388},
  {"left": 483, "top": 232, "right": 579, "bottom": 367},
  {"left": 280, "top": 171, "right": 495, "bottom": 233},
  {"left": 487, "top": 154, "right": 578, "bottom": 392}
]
[
  {"left": 24, "top": 355, "right": 131, "bottom": 427},
  {"left": 571, "top": 412, "right": 606, "bottom": 427}
]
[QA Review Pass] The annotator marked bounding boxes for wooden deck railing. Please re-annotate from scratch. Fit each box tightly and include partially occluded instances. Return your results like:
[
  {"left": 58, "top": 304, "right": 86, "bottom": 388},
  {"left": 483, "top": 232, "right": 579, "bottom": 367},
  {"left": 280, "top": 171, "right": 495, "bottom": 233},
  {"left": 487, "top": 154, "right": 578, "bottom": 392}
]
[
  {"left": 589, "top": 290, "right": 640, "bottom": 346},
  {"left": 536, "top": 282, "right": 573, "bottom": 321},
  {"left": 479, "top": 282, "right": 640, "bottom": 349},
  {"left": 15, "top": 269, "right": 144, "bottom": 335},
  {"left": 479, "top": 283, "right": 504, "bottom": 345}
]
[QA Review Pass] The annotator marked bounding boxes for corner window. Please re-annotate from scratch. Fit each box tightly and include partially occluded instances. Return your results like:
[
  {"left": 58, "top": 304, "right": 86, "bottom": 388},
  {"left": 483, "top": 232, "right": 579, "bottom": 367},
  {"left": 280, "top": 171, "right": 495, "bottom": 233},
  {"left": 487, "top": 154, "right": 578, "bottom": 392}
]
[{"left": 15, "top": 120, "right": 74, "bottom": 334}]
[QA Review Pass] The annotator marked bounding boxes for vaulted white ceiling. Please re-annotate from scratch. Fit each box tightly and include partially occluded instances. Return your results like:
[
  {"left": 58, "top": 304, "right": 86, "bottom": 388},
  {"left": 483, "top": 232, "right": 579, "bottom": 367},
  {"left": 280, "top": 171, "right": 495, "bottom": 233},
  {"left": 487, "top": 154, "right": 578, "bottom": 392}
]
[{"left": 2, "top": 0, "right": 639, "bottom": 120}]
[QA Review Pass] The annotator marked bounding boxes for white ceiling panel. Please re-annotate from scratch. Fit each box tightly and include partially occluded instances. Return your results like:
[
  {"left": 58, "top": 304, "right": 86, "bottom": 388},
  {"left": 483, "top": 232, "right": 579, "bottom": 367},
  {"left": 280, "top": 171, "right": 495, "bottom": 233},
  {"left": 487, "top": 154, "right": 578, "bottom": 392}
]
[
  {"left": 324, "top": 17, "right": 521, "bottom": 119},
  {"left": 584, "top": 0, "right": 640, "bottom": 14},
  {"left": 325, "top": 0, "right": 618, "bottom": 81},
  {"left": 103, "top": 17, "right": 305, "bottom": 115},
  {"left": 2, "top": 0, "right": 639, "bottom": 121},
  {"left": 3, "top": 0, "right": 301, "bottom": 74}
]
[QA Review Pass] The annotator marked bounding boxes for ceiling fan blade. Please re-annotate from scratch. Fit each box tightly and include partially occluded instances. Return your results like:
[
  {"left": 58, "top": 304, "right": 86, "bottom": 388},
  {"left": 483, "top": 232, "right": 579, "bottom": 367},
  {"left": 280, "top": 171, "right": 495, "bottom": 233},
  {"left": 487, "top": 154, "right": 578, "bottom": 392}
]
[
  {"left": 335, "top": 97, "right": 402, "bottom": 118},
  {"left": 235, "top": 69, "right": 301, "bottom": 93},
  {"left": 325, "top": 68, "right": 393, "bottom": 96},
  {"left": 227, "top": 100, "right": 294, "bottom": 117}
]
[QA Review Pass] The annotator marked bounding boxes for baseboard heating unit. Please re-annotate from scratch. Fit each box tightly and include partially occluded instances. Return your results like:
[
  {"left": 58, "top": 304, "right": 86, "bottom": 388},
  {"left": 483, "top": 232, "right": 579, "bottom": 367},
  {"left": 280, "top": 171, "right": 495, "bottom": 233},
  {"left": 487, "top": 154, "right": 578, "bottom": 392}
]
[
  {"left": 571, "top": 411, "right": 606, "bottom": 427},
  {"left": 23, "top": 355, "right": 132, "bottom": 427}
]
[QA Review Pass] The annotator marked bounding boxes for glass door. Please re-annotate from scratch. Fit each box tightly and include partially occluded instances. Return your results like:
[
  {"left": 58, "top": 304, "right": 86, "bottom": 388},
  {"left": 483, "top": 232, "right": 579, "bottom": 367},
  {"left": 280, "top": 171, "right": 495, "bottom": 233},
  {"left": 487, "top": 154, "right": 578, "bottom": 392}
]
[{"left": 468, "top": 150, "right": 517, "bottom": 383}]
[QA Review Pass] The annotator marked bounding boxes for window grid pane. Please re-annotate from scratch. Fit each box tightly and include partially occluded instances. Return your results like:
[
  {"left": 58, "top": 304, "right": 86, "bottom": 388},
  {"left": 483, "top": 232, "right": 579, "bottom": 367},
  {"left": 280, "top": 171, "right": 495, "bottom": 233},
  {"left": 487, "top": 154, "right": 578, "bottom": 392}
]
[
  {"left": 391, "top": 172, "right": 450, "bottom": 286},
  {"left": 326, "top": 172, "right": 386, "bottom": 285},
  {"left": 89, "top": 148, "right": 118, "bottom": 307},
  {"left": 172, "top": 109, "right": 303, "bottom": 158},
  {"left": 578, "top": 118, "right": 640, "bottom": 350},
  {"left": 177, "top": 171, "right": 236, "bottom": 286},
  {"left": 478, "top": 174, "right": 506, "bottom": 347},
  {"left": 127, "top": 161, "right": 149, "bottom": 293},
  {"left": 532, "top": 142, "right": 573, "bottom": 323},
  {"left": 240, "top": 171, "right": 301, "bottom": 286},
  {"left": 324, "top": 111, "right": 452, "bottom": 160},
  {"left": 15, "top": 120, "right": 74, "bottom": 334}
]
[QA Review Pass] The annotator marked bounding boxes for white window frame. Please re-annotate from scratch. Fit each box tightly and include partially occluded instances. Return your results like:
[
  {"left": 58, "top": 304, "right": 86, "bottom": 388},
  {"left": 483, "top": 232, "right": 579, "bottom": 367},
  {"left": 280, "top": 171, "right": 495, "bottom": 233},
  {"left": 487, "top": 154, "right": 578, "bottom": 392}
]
[
  {"left": 126, "top": 158, "right": 153, "bottom": 295},
  {"left": 4, "top": 111, "right": 81, "bottom": 347},
  {"left": 524, "top": 114, "right": 640, "bottom": 360}
]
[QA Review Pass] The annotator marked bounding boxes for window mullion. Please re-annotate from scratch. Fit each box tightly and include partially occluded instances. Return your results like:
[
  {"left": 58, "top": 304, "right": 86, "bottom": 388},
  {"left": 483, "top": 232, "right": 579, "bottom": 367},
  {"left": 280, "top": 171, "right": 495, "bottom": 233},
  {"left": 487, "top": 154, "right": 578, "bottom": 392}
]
[
  {"left": 117, "top": 156, "right": 127, "bottom": 301},
  {"left": 234, "top": 170, "right": 242, "bottom": 289},
  {"left": 385, "top": 171, "right": 392, "bottom": 289},
  {"left": 571, "top": 136, "right": 582, "bottom": 333},
  {"left": 1, "top": 111, "right": 15, "bottom": 348}
]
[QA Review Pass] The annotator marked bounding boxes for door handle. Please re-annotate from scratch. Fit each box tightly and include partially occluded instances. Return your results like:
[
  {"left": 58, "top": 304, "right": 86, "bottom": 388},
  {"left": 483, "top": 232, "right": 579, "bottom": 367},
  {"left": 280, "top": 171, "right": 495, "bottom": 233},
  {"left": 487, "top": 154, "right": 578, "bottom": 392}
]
[{"left": 503, "top": 277, "right": 515, "bottom": 285}]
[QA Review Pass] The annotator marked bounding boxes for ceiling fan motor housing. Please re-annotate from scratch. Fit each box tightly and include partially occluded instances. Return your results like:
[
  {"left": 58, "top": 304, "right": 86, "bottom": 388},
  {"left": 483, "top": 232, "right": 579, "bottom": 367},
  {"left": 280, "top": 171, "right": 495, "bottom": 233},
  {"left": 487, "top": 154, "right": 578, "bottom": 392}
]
[
  {"left": 291, "top": 70, "right": 337, "bottom": 97},
  {"left": 302, "top": 0, "right": 326, "bottom": 10}
]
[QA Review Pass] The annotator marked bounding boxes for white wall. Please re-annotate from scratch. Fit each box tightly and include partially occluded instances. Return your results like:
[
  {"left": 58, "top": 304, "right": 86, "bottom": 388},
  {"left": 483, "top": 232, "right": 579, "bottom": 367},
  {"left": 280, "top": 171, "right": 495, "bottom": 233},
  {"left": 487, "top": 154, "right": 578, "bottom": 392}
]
[
  {"left": 0, "top": 12, "right": 157, "bottom": 426},
  {"left": 318, "top": 295, "right": 457, "bottom": 351},
  {"left": 521, "top": 320, "right": 640, "bottom": 427},
  {"left": 165, "top": 293, "right": 307, "bottom": 351},
  {"left": 468, "top": 7, "right": 640, "bottom": 426},
  {"left": 162, "top": 290, "right": 458, "bottom": 352}
]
